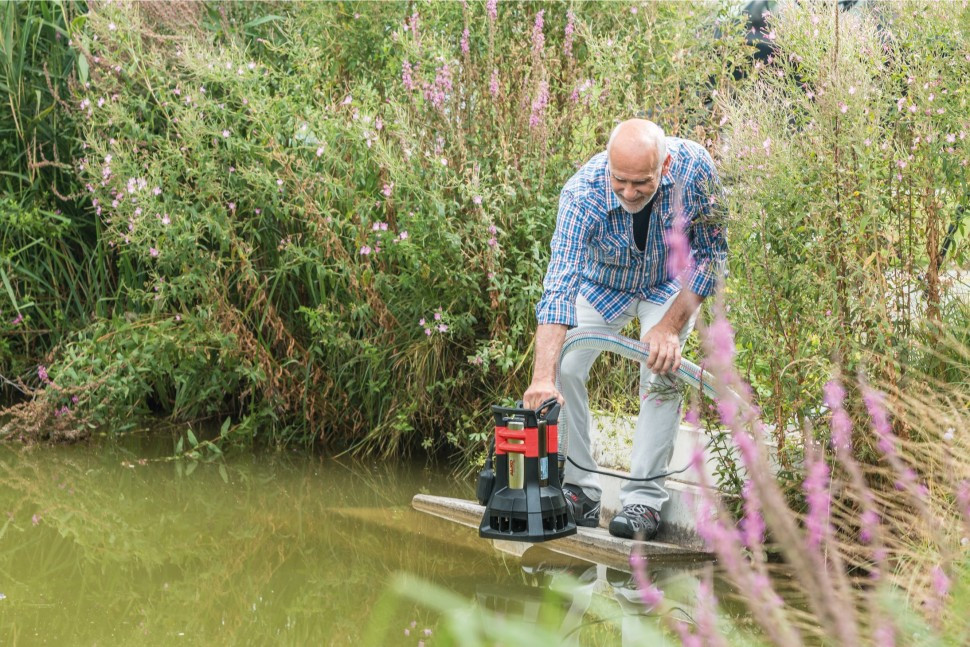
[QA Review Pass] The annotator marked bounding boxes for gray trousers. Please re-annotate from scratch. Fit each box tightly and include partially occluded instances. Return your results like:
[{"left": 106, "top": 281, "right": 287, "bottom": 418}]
[{"left": 561, "top": 293, "right": 697, "bottom": 511}]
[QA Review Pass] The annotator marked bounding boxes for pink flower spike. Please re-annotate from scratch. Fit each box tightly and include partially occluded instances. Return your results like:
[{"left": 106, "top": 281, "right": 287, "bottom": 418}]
[
  {"left": 473, "top": 195, "right": 483, "bottom": 205},
  {"left": 359, "top": 245, "right": 372, "bottom": 256},
  {"left": 222, "top": 129, "right": 230, "bottom": 138},
  {"left": 803, "top": 453, "right": 831, "bottom": 549},
  {"left": 150, "top": 247, "right": 159, "bottom": 257},
  {"left": 437, "top": 324, "right": 448, "bottom": 332}
]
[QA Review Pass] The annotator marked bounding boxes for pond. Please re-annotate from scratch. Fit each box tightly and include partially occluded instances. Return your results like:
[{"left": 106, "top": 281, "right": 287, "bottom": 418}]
[{"left": 0, "top": 436, "right": 727, "bottom": 645}]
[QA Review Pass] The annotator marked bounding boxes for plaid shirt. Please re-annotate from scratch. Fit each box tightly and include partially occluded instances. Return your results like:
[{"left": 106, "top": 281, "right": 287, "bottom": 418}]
[{"left": 536, "top": 137, "right": 728, "bottom": 326}]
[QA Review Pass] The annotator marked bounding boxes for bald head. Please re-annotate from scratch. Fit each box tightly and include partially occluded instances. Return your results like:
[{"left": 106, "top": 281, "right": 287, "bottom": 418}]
[
  {"left": 606, "top": 119, "right": 670, "bottom": 214},
  {"left": 607, "top": 119, "right": 667, "bottom": 174}
]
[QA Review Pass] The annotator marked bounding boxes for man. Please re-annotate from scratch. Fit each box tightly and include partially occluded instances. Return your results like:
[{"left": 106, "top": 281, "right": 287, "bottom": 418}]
[{"left": 522, "top": 119, "right": 727, "bottom": 541}]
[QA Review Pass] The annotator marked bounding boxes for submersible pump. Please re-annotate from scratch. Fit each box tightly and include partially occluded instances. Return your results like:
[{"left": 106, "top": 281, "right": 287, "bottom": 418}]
[{"left": 477, "top": 327, "right": 722, "bottom": 543}]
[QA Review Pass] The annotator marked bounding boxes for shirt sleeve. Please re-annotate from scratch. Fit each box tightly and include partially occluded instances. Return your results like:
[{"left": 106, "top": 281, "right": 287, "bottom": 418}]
[
  {"left": 685, "top": 151, "right": 728, "bottom": 298},
  {"left": 535, "top": 189, "right": 592, "bottom": 326}
]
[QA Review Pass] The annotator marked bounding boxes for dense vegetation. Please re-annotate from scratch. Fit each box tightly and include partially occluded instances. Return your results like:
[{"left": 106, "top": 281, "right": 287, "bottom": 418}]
[{"left": 1, "top": 0, "right": 967, "bottom": 463}]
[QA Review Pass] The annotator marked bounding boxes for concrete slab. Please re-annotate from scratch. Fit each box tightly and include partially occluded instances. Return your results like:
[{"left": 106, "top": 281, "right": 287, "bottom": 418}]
[{"left": 412, "top": 494, "right": 713, "bottom": 569}]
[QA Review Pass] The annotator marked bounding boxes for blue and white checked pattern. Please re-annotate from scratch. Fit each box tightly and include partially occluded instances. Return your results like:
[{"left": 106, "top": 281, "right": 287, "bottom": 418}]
[{"left": 535, "top": 137, "right": 728, "bottom": 326}]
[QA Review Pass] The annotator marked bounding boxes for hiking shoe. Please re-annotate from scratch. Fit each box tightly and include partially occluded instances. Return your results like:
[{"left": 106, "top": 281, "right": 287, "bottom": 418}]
[
  {"left": 609, "top": 504, "right": 660, "bottom": 540},
  {"left": 562, "top": 484, "right": 601, "bottom": 527}
]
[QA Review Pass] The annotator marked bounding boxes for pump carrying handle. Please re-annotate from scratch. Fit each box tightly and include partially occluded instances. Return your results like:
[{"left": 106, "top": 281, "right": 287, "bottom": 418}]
[
  {"left": 533, "top": 397, "right": 560, "bottom": 423},
  {"left": 493, "top": 400, "right": 561, "bottom": 427}
]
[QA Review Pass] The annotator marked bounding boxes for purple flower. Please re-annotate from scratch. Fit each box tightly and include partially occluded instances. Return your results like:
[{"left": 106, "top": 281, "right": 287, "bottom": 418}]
[
  {"left": 705, "top": 315, "right": 737, "bottom": 368},
  {"left": 38, "top": 365, "right": 51, "bottom": 384},
  {"left": 630, "top": 551, "right": 664, "bottom": 608},
  {"left": 859, "top": 508, "right": 879, "bottom": 543},
  {"left": 150, "top": 247, "right": 159, "bottom": 257},
  {"left": 684, "top": 407, "right": 700, "bottom": 426},
  {"left": 437, "top": 324, "right": 448, "bottom": 332},
  {"left": 531, "top": 10, "right": 545, "bottom": 56},
  {"left": 932, "top": 565, "right": 950, "bottom": 599},
  {"left": 740, "top": 480, "right": 764, "bottom": 549},
  {"left": 529, "top": 80, "right": 549, "bottom": 129},
  {"left": 803, "top": 453, "right": 831, "bottom": 549},
  {"left": 564, "top": 10, "right": 576, "bottom": 58},
  {"left": 359, "top": 245, "right": 372, "bottom": 255},
  {"left": 486, "top": 0, "right": 497, "bottom": 22},
  {"left": 489, "top": 69, "right": 500, "bottom": 97},
  {"left": 665, "top": 206, "right": 691, "bottom": 279},
  {"left": 862, "top": 387, "right": 895, "bottom": 456},
  {"left": 460, "top": 28, "right": 470, "bottom": 55},
  {"left": 402, "top": 60, "right": 416, "bottom": 91}
]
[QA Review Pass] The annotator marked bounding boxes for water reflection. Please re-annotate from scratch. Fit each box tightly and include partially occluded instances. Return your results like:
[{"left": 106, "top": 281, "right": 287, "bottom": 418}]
[
  {"left": 473, "top": 545, "right": 709, "bottom": 646},
  {"left": 0, "top": 439, "right": 720, "bottom": 645}
]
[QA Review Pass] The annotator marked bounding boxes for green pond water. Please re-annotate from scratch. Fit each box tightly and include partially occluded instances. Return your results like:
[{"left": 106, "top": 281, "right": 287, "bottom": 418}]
[{"left": 0, "top": 437, "right": 720, "bottom": 646}]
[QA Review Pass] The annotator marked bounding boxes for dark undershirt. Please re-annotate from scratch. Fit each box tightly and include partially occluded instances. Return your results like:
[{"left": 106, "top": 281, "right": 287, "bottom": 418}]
[{"left": 632, "top": 196, "right": 656, "bottom": 252}]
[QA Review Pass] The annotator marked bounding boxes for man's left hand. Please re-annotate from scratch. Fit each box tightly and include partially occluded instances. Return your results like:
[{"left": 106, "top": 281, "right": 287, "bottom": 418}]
[{"left": 641, "top": 324, "right": 682, "bottom": 374}]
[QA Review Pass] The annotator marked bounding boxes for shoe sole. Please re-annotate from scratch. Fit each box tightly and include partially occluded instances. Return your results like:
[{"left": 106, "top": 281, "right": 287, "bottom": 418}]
[
  {"left": 575, "top": 517, "right": 600, "bottom": 528},
  {"left": 608, "top": 519, "right": 658, "bottom": 541}
]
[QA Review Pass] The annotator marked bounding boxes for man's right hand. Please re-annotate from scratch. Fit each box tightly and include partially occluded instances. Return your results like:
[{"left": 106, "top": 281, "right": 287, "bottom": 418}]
[{"left": 523, "top": 379, "right": 563, "bottom": 410}]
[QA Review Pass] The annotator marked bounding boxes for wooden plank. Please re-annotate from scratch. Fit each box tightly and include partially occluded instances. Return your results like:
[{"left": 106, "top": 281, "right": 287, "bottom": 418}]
[{"left": 412, "top": 494, "right": 712, "bottom": 568}]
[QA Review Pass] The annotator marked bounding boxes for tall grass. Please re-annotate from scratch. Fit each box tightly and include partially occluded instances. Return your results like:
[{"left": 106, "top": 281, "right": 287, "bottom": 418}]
[{"left": 2, "top": 1, "right": 751, "bottom": 454}]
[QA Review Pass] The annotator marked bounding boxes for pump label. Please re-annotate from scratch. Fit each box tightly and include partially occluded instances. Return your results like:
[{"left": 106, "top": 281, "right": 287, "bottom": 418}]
[{"left": 539, "top": 457, "right": 548, "bottom": 481}]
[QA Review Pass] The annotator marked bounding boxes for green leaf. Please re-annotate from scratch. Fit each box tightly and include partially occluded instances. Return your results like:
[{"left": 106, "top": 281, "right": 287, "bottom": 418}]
[
  {"left": 175, "top": 437, "right": 184, "bottom": 454},
  {"left": 218, "top": 463, "right": 229, "bottom": 483},
  {"left": 243, "top": 14, "right": 284, "bottom": 29},
  {"left": 77, "top": 53, "right": 88, "bottom": 84},
  {"left": 186, "top": 428, "right": 198, "bottom": 447},
  {"left": 220, "top": 417, "right": 231, "bottom": 437}
]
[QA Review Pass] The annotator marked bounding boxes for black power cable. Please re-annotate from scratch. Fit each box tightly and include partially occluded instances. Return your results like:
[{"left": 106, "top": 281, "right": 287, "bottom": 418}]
[{"left": 562, "top": 436, "right": 716, "bottom": 483}]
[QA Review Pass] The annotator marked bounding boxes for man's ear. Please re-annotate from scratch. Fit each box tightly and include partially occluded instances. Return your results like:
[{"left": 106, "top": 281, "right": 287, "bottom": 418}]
[{"left": 661, "top": 153, "right": 673, "bottom": 175}]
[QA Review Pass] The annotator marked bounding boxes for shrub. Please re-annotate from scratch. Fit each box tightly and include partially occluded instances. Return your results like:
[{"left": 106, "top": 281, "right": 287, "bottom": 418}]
[{"left": 2, "top": 1, "right": 750, "bottom": 455}]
